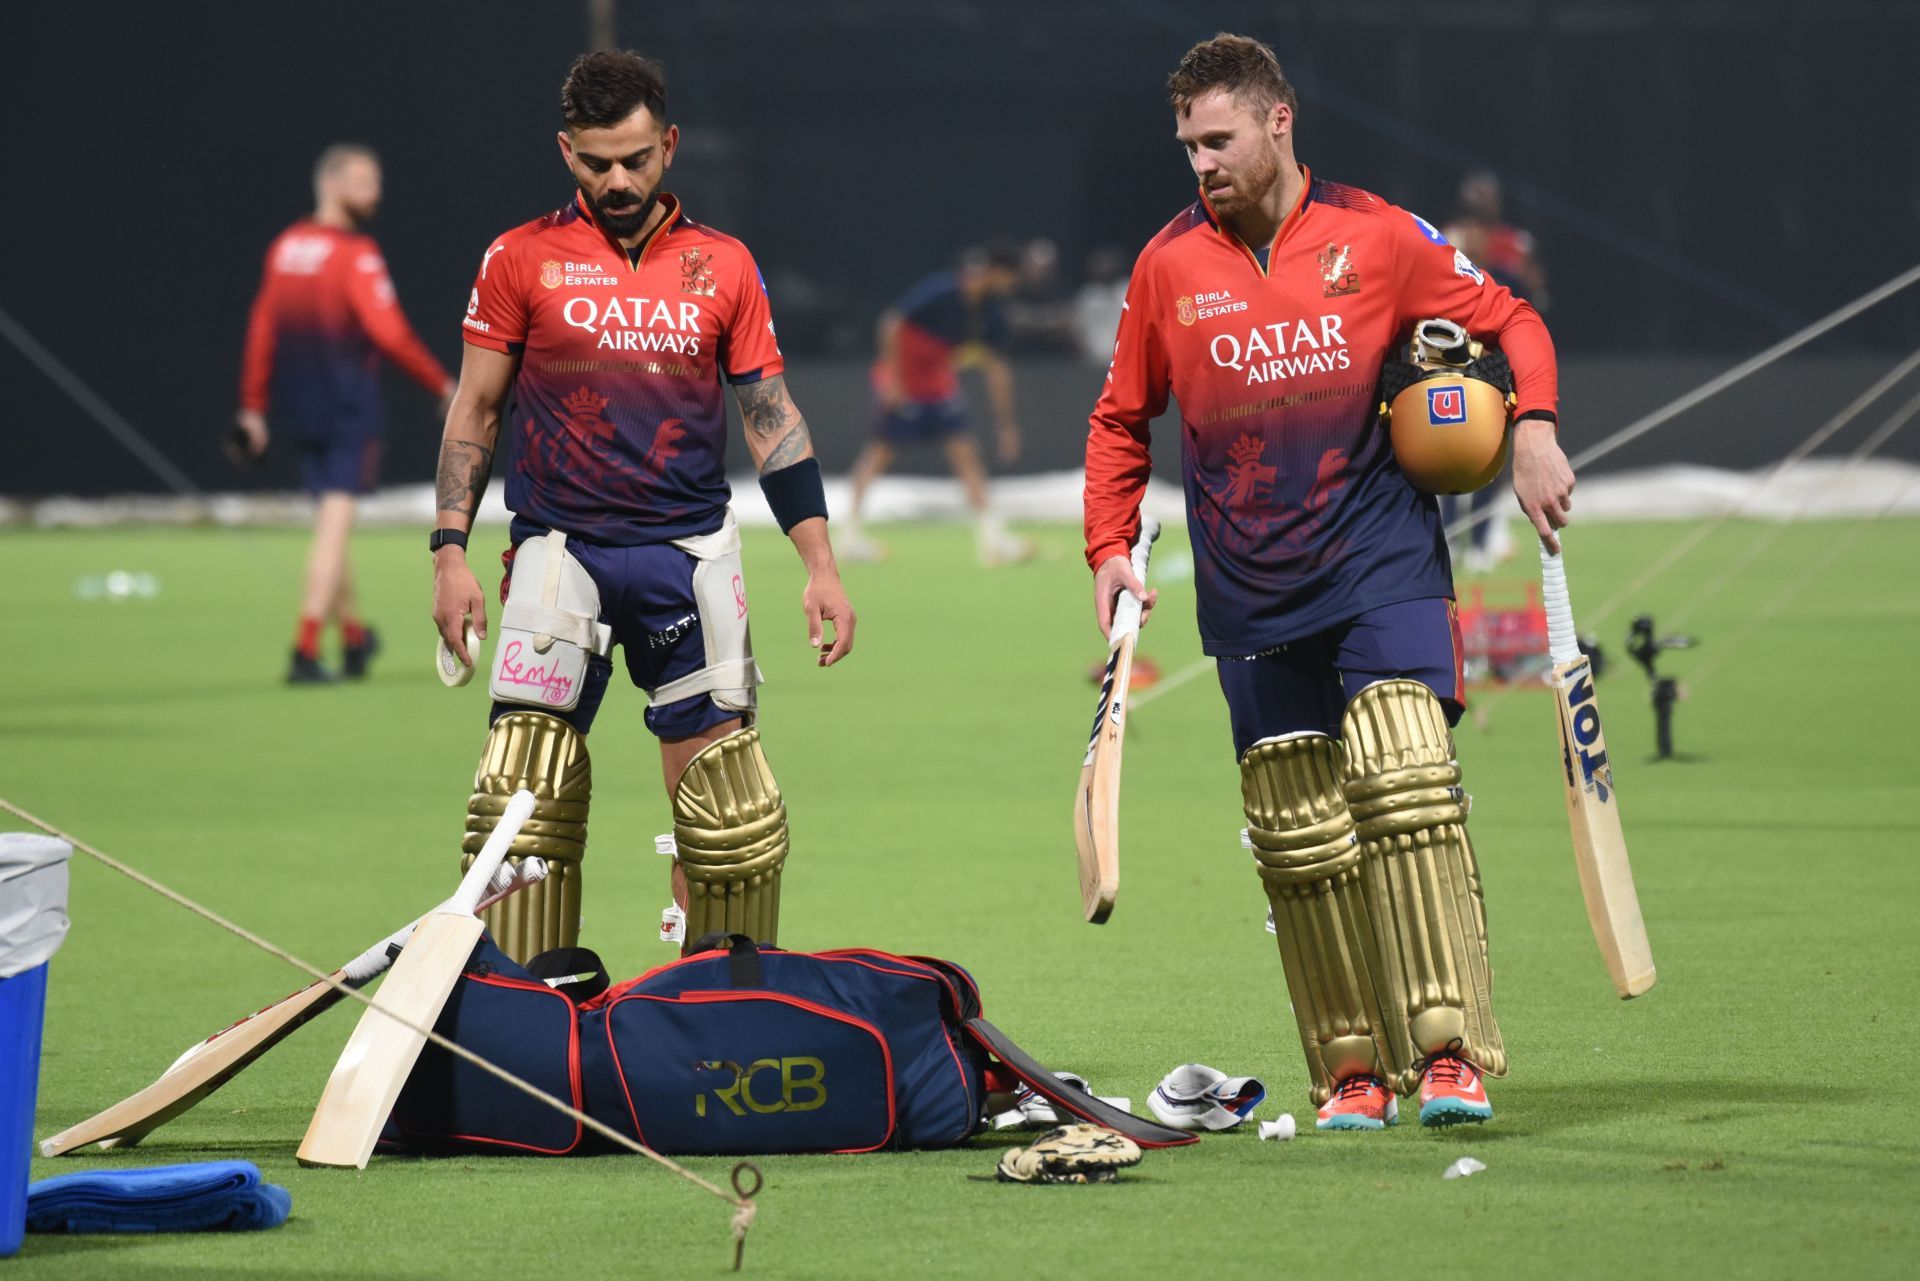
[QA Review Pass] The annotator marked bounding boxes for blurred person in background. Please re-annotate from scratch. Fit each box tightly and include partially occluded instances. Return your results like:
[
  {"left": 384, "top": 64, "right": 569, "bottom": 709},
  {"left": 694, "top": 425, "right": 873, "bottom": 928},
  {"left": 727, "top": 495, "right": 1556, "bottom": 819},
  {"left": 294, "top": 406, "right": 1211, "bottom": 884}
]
[
  {"left": 841, "top": 242, "right": 1033, "bottom": 566},
  {"left": 1073, "top": 245, "right": 1131, "bottom": 364},
  {"left": 235, "top": 143, "right": 455, "bottom": 683},
  {"left": 1442, "top": 172, "right": 1548, "bottom": 573}
]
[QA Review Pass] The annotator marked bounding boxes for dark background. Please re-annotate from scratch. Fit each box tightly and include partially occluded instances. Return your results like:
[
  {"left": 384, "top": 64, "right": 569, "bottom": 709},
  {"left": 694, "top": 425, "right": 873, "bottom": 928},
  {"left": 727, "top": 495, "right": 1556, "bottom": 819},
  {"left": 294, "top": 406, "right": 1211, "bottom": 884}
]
[{"left": 5, "top": 0, "right": 1918, "bottom": 497}]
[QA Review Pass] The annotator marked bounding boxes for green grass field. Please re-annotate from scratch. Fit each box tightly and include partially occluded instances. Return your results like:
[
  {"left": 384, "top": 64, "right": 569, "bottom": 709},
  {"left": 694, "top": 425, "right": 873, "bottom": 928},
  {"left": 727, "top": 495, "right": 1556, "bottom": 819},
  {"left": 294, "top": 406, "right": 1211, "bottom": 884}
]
[{"left": 5, "top": 516, "right": 1916, "bottom": 1279}]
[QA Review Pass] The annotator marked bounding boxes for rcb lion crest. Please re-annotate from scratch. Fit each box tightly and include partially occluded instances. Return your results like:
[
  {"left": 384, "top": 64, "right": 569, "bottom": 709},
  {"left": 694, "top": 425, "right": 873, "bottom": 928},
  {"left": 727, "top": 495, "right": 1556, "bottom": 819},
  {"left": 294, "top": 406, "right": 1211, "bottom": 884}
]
[
  {"left": 680, "top": 249, "right": 717, "bottom": 297},
  {"left": 1175, "top": 295, "right": 1197, "bottom": 326},
  {"left": 1317, "top": 243, "right": 1360, "bottom": 297},
  {"left": 539, "top": 260, "right": 564, "bottom": 290}
]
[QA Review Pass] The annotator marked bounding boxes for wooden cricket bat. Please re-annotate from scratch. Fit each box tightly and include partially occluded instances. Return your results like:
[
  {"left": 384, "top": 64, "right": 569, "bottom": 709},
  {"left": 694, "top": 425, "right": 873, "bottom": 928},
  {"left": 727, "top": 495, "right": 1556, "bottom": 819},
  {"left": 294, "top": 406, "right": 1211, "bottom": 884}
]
[
  {"left": 296, "top": 790, "right": 537, "bottom": 1169},
  {"left": 38, "top": 856, "right": 548, "bottom": 1157},
  {"left": 1540, "top": 542, "right": 1656, "bottom": 998},
  {"left": 1073, "top": 518, "right": 1161, "bottom": 924}
]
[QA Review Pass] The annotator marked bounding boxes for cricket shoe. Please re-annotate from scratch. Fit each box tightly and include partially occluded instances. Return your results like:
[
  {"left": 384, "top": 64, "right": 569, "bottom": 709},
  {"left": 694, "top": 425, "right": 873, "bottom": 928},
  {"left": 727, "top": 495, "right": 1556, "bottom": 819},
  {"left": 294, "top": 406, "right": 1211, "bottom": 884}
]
[
  {"left": 286, "top": 651, "right": 338, "bottom": 684},
  {"left": 342, "top": 626, "right": 381, "bottom": 679},
  {"left": 1315, "top": 1074, "right": 1398, "bottom": 1131},
  {"left": 838, "top": 532, "right": 889, "bottom": 564},
  {"left": 1417, "top": 1052, "right": 1492, "bottom": 1127},
  {"left": 978, "top": 532, "right": 1036, "bottom": 568}
]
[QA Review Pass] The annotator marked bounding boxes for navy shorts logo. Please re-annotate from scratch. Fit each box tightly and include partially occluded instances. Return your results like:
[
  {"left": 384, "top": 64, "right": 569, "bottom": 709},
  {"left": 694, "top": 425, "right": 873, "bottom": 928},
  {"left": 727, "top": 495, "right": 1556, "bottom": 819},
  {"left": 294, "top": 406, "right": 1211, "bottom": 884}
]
[{"left": 1427, "top": 385, "right": 1467, "bottom": 425}]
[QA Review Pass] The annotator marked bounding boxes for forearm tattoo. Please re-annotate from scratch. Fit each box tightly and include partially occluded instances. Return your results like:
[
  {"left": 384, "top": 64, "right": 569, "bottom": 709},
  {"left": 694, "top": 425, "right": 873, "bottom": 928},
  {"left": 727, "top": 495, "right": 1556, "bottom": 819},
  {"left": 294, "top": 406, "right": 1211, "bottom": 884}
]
[
  {"left": 737, "top": 375, "right": 814, "bottom": 473},
  {"left": 435, "top": 439, "right": 493, "bottom": 518}
]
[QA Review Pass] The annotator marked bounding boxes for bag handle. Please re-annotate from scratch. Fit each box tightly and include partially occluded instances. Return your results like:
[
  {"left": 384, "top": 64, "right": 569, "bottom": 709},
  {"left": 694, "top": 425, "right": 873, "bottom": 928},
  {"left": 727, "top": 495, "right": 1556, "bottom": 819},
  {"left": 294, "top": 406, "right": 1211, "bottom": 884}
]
[{"left": 686, "top": 932, "right": 763, "bottom": 987}]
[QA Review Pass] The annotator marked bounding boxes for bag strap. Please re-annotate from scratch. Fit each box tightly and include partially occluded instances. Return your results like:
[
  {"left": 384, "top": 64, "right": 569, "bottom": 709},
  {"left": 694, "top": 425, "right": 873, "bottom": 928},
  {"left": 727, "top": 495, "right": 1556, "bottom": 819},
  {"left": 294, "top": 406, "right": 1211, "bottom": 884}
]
[{"left": 961, "top": 1017, "right": 1197, "bottom": 1148}]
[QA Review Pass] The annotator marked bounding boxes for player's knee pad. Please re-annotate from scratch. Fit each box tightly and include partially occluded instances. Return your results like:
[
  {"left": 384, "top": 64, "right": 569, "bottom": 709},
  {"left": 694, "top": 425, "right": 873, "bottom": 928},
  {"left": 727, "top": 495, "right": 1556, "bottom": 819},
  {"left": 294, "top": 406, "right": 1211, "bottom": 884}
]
[
  {"left": 1241, "top": 732, "right": 1393, "bottom": 1103},
  {"left": 461, "top": 710, "right": 592, "bottom": 964},
  {"left": 1340, "top": 680, "right": 1505, "bottom": 1091},
  {"left": 671, "top": 726, "right": 787, "bottom": 948}
]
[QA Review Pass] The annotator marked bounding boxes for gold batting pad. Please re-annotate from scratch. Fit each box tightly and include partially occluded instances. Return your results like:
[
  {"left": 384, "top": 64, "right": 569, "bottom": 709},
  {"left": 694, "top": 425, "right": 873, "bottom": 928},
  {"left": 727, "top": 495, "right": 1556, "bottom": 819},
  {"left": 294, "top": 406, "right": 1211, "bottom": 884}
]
[
  {"left": 460, "top": 711, "right": 591, "bottom": 963},
  {"left": 672, "top": 727, "right": 788, "bottom": 947},
  {"left": 1340, "top": 680, "right": 1505, "bottom": 1093},
  {"left": 1241, "top": 733, "right": 1394, "bottom": 1104}
]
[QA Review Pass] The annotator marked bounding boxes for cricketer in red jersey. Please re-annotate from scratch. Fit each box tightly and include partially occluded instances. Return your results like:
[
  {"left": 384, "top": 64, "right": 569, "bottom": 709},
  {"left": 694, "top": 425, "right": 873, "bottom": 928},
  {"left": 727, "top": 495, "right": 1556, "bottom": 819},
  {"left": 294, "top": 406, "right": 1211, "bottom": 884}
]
[
  {"left": 236, "top": 143, "right": 454, "bottom": 684},
  {"left": 1083, "top": 36, "right": 1577, "bottom": 1132},
  {"left": 429, "top": 52, "right": 853, "bottom": 962}
]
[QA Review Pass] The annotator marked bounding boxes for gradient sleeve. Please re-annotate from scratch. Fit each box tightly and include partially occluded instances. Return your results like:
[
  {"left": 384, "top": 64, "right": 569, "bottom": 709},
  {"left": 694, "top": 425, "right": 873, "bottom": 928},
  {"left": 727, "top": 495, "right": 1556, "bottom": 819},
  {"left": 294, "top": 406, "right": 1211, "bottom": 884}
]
[
  {"left": 342, "top": 243, "right": 450, "bottom": 393},
  {"left": 720, "top": 249, "right": 785, "bottom": 385},
  {"left": 463, "top": 236, "right": 527, "bottom": 354},
  {"left": 1083, "top": 262, "right": 1170, "bottom": 570},
  {"left": 1391, "top": 209, "right": 1558, "bottom": 420},
  {"left": 238, "top": 251, "right": 278, "bottom": 413}
]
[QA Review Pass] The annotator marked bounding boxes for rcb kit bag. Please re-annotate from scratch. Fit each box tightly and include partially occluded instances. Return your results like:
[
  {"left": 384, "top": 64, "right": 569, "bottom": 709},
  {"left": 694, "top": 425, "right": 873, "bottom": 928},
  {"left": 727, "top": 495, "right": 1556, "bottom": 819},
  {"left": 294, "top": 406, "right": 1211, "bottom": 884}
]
[{"left": 387, "top": 935, "right": 1193, "bottom": 1156}]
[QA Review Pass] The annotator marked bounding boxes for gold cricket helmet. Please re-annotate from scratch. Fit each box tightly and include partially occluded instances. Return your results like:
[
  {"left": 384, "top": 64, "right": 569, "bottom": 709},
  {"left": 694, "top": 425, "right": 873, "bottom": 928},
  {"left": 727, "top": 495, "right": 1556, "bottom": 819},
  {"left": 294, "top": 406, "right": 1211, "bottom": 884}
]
[{"left": 1379, "top": 318, "right": 1516, "bottom": 495}]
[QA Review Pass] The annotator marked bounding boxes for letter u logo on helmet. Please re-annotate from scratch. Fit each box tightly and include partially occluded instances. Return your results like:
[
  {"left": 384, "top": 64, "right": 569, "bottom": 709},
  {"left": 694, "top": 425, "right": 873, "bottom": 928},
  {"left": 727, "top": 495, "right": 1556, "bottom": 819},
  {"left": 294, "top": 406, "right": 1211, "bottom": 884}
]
[{"left": 1381, "top": 319, "right": 1515, "bottom": 495}]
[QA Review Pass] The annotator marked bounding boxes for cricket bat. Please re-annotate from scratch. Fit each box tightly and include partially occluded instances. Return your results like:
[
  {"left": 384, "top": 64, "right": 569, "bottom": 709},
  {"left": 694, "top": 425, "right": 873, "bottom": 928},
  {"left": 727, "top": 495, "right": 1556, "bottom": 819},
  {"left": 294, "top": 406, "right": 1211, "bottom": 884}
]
[
  {"left": 1073, "top": 517, "right": 1161, "bottom": 923},
  {"left": 1540, "top": 541, "right": 1656, "bottom": 998},
  {"left": 296, "top": 789, "right": 537, "bottom": 1168},
  {"left": 38, "top": 856, "right": 548, "bottom": 1157}
]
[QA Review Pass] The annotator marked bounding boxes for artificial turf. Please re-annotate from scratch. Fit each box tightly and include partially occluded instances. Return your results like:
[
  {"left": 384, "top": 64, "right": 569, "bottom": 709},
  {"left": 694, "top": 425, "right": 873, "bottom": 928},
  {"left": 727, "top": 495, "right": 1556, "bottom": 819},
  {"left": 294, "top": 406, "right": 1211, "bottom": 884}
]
[{"left": 5, "top": 516, "right": 1915, "bottom": 1279}]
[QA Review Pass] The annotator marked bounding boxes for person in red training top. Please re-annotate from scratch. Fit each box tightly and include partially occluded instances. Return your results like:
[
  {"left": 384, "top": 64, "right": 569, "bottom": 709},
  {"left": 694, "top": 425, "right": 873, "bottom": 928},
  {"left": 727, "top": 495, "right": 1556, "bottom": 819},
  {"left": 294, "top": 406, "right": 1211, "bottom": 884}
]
[
  {"left": 428, "top": 51, "right": 855, "bottom": 966},
  {"left": 1084, "top": 35, "right": 1575, "bottom": 1134},
  {"left": 236, "top": 143, "right": 454, "bottom": 683}
]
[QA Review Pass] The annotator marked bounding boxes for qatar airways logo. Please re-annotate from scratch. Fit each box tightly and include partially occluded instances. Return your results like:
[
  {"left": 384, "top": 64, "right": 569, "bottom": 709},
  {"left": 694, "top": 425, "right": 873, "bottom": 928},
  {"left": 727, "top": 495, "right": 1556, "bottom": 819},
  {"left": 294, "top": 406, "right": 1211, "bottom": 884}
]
[
  {"left": 1209, "top": 315, "right": 1351, "bottom": 385},
  {"left": 562, "top": 296, "right": 706, "bottom": 355}
]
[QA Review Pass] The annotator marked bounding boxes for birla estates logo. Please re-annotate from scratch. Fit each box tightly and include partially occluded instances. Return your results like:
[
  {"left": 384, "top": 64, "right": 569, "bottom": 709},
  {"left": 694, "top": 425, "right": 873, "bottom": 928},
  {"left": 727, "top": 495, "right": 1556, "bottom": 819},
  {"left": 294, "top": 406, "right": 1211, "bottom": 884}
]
[
  {"left": 1176, "top": 289, "right": 1247, "bottom": 326},
  {"left": 1318, "top": 242, "right": 1361, "bottom": 296},
  {"left": 540, "top": 260, "right": 564, "bottom": 290},
  {"left": 680, "top": 249, "right": 717, "bottom": 297}
]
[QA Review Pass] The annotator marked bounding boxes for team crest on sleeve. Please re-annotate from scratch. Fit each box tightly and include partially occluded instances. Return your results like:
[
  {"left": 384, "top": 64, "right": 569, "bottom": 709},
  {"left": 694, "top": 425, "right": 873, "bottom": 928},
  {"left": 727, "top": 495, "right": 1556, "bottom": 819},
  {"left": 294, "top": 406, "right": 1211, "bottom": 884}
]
[
  {"left": 681, "top": 249, "right": 718, "bottom": 297},
  {"left": 1427, "top": 384, "right": 1467, "bottom": 425},
  {"left": 1451, "top": 249, "right": 1485, "bottom": 285},
  {"left": 1410, "top": 212, "right": 1450, "bottom": 245},
  {"left": 1175, "top": 295, "right": 1198, "bottom": 326},
  {"left": 1317, "top": 243, "right": 1361, "bottom": 296},
  {"left": 539, "top": 260, "right": 564, "bottom": 290}
]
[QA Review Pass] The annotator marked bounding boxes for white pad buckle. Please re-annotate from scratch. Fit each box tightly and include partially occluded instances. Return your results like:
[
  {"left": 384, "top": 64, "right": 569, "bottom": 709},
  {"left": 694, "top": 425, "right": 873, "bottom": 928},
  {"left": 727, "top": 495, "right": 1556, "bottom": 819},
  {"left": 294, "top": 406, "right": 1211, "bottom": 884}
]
[{"left": 489, "top": 531, "right": 613, "bottom": 712}]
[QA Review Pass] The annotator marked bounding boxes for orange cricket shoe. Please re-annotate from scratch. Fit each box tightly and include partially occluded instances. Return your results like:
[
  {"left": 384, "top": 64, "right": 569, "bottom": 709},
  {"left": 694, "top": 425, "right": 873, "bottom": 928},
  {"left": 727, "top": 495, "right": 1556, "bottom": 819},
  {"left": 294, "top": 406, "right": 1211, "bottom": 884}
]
[
  {"left": 1418, "top": 1053, "right": 1493, "bottom": 1127},
  {"left": 1315, "top": 1074, "right": 1398, "bottom": 1131}
]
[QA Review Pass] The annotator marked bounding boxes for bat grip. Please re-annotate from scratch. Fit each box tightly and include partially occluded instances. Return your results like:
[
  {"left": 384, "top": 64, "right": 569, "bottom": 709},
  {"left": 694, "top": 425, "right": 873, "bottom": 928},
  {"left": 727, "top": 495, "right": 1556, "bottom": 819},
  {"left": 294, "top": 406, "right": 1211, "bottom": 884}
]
[
  {"left": 449, "top": 789, "right": 537, "bottom": 915},
  {"left": 1538, "top": 542, "right": 1581, "bottom": 665},
  {"left": 1111, "top": 517, "right": 1163, "bottom": 643}
]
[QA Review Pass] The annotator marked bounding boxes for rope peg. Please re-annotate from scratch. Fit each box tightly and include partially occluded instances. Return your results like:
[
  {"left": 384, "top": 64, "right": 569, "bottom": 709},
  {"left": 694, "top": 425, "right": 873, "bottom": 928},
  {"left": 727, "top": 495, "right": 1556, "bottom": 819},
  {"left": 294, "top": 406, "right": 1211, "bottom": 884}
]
[{"left": 730, "top": 1161, "right": 763, "bottom": 1271}]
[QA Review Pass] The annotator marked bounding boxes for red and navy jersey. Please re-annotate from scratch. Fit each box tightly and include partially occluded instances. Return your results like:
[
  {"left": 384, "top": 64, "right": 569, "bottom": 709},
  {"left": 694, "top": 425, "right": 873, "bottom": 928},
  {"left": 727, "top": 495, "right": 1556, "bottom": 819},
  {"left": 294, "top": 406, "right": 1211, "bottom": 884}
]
[
  {"left": 876, "top": 270, "right": 1009, "bottom": 403},
  {"left": 1085, "top": 167, "right": 1558, "bottom": 655},
  {"left": 464, "top": 194, "right": 783, "bottom": 545},
  {"left": 239, "top": 221, "right": 448, "bottom": 440}
]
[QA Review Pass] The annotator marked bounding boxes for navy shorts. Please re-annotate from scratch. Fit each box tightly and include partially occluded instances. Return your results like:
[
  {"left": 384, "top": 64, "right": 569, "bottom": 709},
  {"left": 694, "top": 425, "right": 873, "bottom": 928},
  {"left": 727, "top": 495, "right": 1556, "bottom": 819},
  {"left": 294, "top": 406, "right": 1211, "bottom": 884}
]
[
  {"left": 1215, "top": 596, "right": 1465, "bottom": 759},
  {"left": 487, "top": 538, "right": 739, "bottom": 741},
  {"left": 873, "top": 396, "right": 968, "bottom": 445},
  {"left": 297, "top": 435, "right": 382, "bottom": 496}
]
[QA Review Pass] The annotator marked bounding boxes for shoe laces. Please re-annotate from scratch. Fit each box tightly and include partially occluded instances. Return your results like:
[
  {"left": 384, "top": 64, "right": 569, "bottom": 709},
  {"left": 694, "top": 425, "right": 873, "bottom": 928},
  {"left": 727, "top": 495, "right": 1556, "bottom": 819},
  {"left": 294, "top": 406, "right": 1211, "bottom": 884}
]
[
  {"left": 1332, "top": 1074, "right": 1383, "bottom": 1102},
  {"left": 1415, "top": 1038, "right": 1475, "bottom": 1087}
]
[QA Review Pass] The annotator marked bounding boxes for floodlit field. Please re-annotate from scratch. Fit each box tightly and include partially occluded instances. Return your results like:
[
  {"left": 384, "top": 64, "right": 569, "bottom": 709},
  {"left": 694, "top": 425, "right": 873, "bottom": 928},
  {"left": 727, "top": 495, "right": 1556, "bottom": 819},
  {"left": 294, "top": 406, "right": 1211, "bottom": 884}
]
[{"left": 8, "top": 517, "right": 1916, "bottom": 1279}]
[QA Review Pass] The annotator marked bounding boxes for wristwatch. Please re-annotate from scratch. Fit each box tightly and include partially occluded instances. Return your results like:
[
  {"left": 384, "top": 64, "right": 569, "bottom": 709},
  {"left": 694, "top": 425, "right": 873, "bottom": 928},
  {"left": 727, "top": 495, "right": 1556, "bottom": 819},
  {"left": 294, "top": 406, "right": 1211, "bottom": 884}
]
[{"left": 429, "top": 528, "right": 469, "bottom": 553}]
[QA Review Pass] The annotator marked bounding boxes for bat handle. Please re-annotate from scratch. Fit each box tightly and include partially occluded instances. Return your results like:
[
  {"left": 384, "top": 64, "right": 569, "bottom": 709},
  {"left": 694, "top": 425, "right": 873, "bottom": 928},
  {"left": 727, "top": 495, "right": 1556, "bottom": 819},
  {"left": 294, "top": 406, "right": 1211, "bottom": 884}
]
[
  {"left": 1538, "top": 540, "right": 1581, "bottom": 665},
  {"left": 1111, "top": 518, "right": 1163, "bottom": 642},
  {"left": 449, "top": 789, "right": 537, "bottom": 915}
]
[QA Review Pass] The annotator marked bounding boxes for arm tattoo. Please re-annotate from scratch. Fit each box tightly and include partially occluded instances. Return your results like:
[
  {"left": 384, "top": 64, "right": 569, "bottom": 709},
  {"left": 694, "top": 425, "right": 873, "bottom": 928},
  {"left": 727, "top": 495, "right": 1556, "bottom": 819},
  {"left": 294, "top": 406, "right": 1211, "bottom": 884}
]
[
  {"left": 435, "top": 439, "right": 494, "bottom": 518},
  {"left": 736, "top": 374, "right": 815, "bottom": 474}
]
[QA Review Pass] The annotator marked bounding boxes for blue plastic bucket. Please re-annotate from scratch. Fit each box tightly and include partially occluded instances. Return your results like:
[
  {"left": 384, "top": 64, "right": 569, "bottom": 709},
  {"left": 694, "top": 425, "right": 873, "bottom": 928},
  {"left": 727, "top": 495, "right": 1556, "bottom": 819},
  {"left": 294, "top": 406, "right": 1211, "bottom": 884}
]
[{"left": 0, "top": 961, "right": 49, "bottom": 1257}]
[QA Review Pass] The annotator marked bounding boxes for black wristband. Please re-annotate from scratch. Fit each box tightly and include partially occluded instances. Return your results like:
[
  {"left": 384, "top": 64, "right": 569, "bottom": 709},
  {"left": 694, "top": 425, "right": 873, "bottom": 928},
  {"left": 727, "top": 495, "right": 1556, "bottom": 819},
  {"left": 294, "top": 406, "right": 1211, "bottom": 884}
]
[
  {"left": 1517, "top": 409, "right": 1558, "bottom": 426},
  {"left": 758, "top": 457, "right": 828, "bottom": 534},
  {"left": 429, "top": 528, "right": 469, "bottom": 553}
]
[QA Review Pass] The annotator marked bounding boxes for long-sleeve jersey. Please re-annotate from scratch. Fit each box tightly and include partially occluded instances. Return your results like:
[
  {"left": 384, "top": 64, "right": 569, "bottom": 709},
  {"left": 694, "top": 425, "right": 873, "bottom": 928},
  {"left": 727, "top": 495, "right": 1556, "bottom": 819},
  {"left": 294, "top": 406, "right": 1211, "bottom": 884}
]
[
  {"left": 238, "top": 220, "right": 449, "bottom": 440},
  {"left": 1085, "top": 167, "right": 1558, "bottom": 655},
  {"left": 462, "top": 193, "right": 785, "bottom": 545}
]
